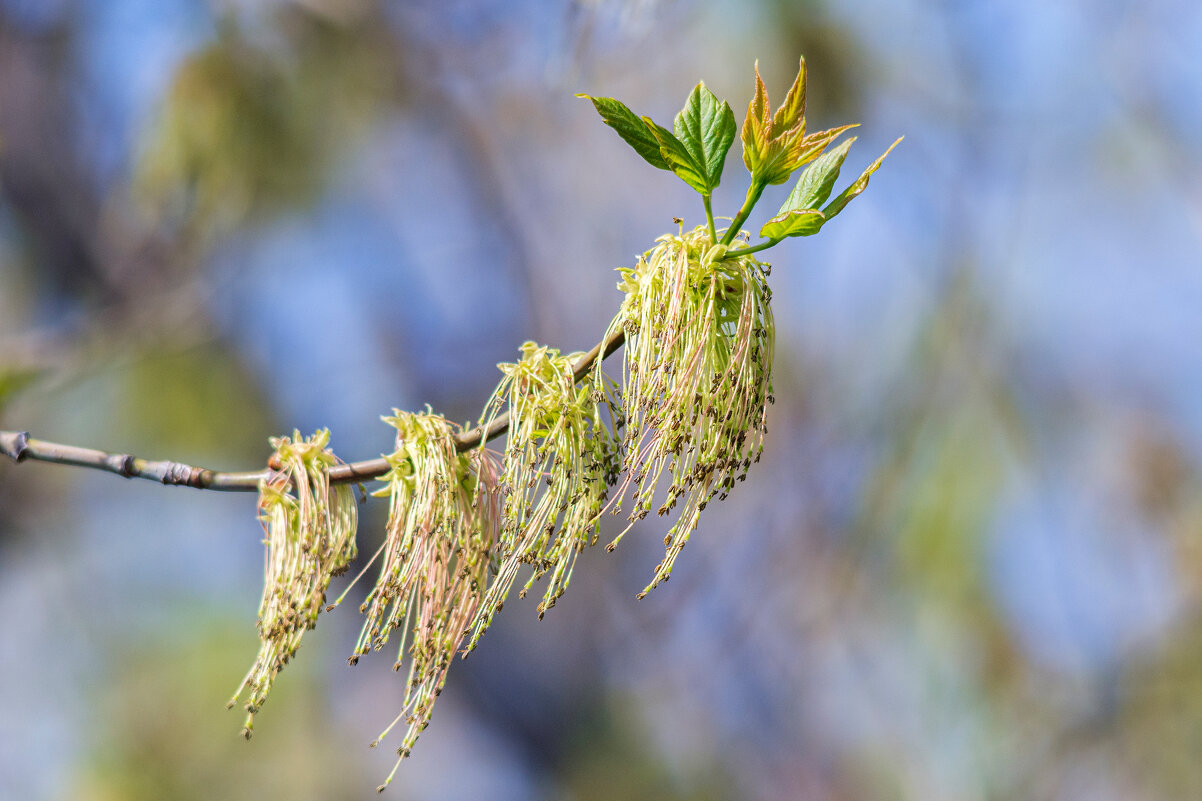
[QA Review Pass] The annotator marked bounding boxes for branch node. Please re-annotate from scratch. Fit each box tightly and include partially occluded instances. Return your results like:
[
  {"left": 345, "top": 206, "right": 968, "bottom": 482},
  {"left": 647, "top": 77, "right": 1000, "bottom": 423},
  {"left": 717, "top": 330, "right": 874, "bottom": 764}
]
[
  {"left": 2, "top": 431, "right": 31, "bottom": 462},
  {"left": 160, "top": 462, "right": 197, "bottom": 486},
  {"left": 105, "top": 453, "right": 137, "bottom": 478}
]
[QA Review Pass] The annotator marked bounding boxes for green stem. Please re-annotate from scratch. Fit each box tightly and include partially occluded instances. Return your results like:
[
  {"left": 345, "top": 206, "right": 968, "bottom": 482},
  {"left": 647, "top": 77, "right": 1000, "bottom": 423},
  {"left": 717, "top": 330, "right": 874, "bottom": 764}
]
[
  {"left": 720, "top": 179, "right": 767, "bottom": 246},
  {"left": 722, "top": 238, "right": 781, "bottom": 260},
  {"left": 702, "top": 194, "right": 717, "bottom": 244}
]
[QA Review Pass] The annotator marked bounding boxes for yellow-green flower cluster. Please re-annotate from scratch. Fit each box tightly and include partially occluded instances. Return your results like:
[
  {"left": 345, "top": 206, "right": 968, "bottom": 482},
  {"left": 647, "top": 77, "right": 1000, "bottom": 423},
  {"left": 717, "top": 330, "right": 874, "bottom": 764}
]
[
  {"left": 231, "top": 429, "right": 357, "bottom": 738},
  {"left": 353, "top": 409, "right": 501, "bottom": 791},
  {"left": 602, "top": 224, "right": 774, "bottom": 596},
  {"left": 469, "top": 341, "right": 621, "bottom": 648}
]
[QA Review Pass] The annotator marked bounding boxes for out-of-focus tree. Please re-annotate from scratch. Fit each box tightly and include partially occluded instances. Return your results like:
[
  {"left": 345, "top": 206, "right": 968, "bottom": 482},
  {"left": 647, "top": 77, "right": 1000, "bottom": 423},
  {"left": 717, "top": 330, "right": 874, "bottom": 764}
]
[{"left": 2, "top": 1, "right": 1202, "bottom": 800}]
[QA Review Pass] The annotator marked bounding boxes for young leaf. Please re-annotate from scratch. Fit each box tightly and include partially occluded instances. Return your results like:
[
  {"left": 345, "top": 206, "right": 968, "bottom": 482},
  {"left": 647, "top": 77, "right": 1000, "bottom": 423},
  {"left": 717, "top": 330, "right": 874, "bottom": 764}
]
[
  {"left": 771, "top": 56, "right": 807, "bottom": 135},
  {"left": 576, "top": 94, "right": 669, "bottom": 171},
  {"left": 644, "top": 117, "right": 711, "bottom": 195},
  {"left": 821, "top": 136, "right": 904, "bottom": 221},
  {"left": 766, "top": 123, "right": 858, "bottom": 185},
  {"left": 739, "top": 59, "right": 819, "bottom": 186},
  {"left": 778, "top": 136, "right": 856, "bottom": 215},
  {"left": 673, "top": 82, "right": 737, "bottom": 192},
  {"left": 759, "top": 208, "right": 826, "bottom": 240},
  {"left": 740, "top": 64, "right": 771, "bottom": 175}
]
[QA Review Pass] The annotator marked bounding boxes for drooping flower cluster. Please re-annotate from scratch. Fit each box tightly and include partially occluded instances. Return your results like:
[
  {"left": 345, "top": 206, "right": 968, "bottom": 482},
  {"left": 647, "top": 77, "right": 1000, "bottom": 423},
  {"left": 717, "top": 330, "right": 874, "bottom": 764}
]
[
  {"left": 468, "top": 341, "right": 621, "bottom": 648},
  {"left": 349, "top": 409, "right": 502, "bottom": 790},
  {"left": 231, "top": 429, "right": 357, "bottom": 738},
  {"left": 601, "top": 224, "right": 774, "bottom": 596}
]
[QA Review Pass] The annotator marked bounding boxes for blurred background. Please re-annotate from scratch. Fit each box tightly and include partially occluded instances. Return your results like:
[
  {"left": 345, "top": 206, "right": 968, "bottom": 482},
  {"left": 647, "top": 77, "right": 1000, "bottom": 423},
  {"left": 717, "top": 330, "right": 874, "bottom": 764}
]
[{"left": 1, "top": 0, "right": 1201, "bottom": 799}]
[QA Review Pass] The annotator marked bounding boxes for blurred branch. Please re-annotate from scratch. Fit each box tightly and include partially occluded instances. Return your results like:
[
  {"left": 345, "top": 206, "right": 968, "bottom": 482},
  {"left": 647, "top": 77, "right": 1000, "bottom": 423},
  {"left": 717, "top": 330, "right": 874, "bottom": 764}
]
[{"left": 0, "top": 330, "right": 624, "bottom": 492}]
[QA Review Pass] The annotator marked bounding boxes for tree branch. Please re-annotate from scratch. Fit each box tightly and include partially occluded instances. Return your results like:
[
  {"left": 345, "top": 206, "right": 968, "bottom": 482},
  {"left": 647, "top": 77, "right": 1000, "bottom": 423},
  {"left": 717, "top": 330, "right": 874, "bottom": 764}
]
[{"left": 0, "top": 330, "right": 625, "bottom": 493}]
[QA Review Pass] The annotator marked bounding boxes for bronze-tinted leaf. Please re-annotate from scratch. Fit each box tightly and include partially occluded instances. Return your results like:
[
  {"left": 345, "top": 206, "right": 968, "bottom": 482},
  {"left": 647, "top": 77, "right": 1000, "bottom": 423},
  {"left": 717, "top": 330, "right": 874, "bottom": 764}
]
[
  {"left": 741, "top": 62, "right": 772, "bottom": 175},
  {"left": 771, "top": 55, "right": 807, "bottom": 136}
]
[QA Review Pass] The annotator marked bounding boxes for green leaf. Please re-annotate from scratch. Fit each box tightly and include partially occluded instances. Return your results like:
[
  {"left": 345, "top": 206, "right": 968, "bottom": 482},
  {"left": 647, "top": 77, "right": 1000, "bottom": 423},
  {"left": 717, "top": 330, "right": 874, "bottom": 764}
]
[
  {"left": 672, "top": 82, "right": 737, "bottom": 192},
  {"left": 576, "top": 94, "right": 669, "bottom": 171},
  {"left": 778, "top": 136, "right": 856, "bottom": 215},
  {"left": 822, "top": 136, "right": 903, "bottom": 221},
  {"left": 643, "top": 117, "right": 711, "bottom": 195},
  {"left": 759, "top": 208, "right": 826, "bottom": 240}
]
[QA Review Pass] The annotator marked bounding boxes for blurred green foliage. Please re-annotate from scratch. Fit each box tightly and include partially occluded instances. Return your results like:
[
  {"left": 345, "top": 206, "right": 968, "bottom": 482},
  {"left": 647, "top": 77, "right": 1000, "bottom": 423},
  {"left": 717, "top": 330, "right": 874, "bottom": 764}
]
[
  {"left": 67, "top": 620, "right": 366, "bottom": 801},
  {"left": 0, "top": 365, "right": 43, "bottom": 414},
  {"left": 135, "top": 13, "right": 399, "bottom": 236},
  {"left": 559, "top": 697, "right": 734, "bottom": 801},
  {"left": 118, "top": 342, "right": 275, "bottom": 460}
]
